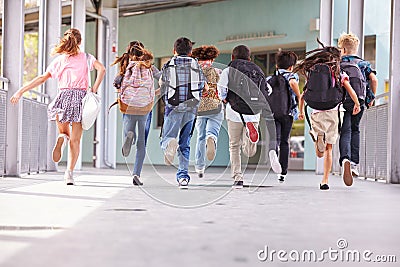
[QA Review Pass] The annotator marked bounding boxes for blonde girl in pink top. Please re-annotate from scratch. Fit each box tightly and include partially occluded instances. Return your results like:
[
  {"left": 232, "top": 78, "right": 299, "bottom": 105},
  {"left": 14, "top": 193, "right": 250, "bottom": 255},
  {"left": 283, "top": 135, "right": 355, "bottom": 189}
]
[{"left": 10, "top": 28, "right": 106, "bottom": 185}]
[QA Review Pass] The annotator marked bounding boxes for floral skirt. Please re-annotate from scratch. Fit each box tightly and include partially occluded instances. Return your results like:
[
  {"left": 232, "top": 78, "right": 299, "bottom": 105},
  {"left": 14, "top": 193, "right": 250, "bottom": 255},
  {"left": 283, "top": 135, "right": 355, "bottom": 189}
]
[{"left": 48, "top": 88, "right": 87, "bottom": 123}]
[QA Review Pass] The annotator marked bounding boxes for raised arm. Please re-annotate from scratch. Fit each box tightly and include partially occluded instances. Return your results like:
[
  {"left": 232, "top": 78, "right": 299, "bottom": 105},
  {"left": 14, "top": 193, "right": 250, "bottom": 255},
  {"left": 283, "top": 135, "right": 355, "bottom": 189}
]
[
  {"left": 10, "top": 72, "right": 51, "bottom": 104},
  {"left": 343, "top": 80, "right": 361, "bottom": 115}
]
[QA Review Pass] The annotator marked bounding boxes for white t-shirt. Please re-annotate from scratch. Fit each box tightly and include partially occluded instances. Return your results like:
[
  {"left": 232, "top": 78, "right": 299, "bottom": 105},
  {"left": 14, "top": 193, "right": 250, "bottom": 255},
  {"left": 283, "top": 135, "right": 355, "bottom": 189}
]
[{"left": 217, "top": 67, "right": 260, "bottom": 123}]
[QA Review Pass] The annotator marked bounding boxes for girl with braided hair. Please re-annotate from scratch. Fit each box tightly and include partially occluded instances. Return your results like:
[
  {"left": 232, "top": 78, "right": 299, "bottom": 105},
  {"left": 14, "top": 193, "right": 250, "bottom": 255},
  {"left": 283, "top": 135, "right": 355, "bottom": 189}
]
[
  {"left": 295, "top": 41, "right": 360, "bottom": 190},
  {"left": 111, "top": 41, "right": 161, "bottom": 186}
]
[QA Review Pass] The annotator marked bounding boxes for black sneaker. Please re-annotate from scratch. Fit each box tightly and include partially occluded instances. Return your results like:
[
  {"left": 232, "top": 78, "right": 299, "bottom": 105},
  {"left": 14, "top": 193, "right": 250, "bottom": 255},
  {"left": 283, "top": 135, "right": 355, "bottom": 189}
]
[
  {"left": 132, "top": 175, "right": 143, "bottom": 186},
  {"left": 319, "top": 184, "right": 329, "bottom": 190},
  {"left": 232, "top": 180, "right": 244, "bottom": 189},
  {"left": 122, "top": 131, "right": 134, "bottom": 157}
]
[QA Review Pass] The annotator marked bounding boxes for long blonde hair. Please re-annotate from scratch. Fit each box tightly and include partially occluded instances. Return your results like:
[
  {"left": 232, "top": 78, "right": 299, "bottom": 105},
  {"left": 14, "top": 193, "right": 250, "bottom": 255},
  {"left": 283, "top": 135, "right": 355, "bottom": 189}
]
[{"left": 51, "top": 28, "right": 81, "bottom": 56}]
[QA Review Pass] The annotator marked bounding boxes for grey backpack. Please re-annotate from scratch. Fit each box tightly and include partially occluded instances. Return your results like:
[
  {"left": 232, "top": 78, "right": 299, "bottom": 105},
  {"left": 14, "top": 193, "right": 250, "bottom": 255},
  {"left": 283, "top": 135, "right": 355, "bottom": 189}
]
[{"left": 340, "top": 60, "right": 366, "bottom": 103}]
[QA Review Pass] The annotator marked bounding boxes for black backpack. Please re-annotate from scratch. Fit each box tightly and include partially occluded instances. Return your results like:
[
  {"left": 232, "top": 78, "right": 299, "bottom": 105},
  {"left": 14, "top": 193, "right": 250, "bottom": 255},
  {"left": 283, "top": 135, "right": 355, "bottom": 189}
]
[
  {"left": 303, "top": 63, "right": 345, "bottom": 110},
  {"left": 340, "top": 60, "right": 366, "bottom": 109},
  {"left": 266, "top": 70, "right": 291, "bottom": 117},
  {"left": 227, "top": 59, "right": 267, "bottom": 117}
]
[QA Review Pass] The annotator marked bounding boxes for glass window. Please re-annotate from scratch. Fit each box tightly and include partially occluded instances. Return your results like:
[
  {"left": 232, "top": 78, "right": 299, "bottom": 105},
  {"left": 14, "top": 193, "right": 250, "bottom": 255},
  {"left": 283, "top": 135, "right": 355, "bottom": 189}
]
[{"left": 364, "top": 35, "right": 376, "bottom": 69}]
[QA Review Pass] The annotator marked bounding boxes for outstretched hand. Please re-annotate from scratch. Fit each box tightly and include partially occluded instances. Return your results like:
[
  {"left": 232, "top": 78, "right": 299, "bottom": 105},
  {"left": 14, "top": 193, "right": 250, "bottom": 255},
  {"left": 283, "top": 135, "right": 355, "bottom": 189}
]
[{"left": 10, "top": 91, "right": 23, "bottom": 104}]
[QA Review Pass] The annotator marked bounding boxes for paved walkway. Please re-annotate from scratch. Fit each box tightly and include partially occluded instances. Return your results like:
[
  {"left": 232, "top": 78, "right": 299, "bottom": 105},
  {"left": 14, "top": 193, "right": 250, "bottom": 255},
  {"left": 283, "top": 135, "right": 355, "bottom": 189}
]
[{"left": 0, "top": 165, "right": 399, "bottom": 266}]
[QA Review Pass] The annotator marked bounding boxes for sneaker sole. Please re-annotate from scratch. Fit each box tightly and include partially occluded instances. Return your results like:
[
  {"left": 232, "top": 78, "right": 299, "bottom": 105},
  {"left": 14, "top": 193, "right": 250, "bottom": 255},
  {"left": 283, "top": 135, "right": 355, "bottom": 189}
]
[
  {"left": 343, "top": 160, "right": 353, "bottom": 186},
  {"left": 316, "top": 133, "right": 325, "bottom": 154},
  {"left": 246, "top": 122, "right": 259, "bottom": 143},
  {"left": 164, "top": 139, "right": 178, "bottom": 165},
  {"left": 122, "top": 131, "right": 134, "bottom": 157},
  {"left": 314, "top": 142, "right": 324, "bottom": 158},
  {"left": 65, "top": 178, "right": 74, "bottom": 185},
  {"left": 269, "top": 151, "right": 282, "bottom": 174},
  {"left": 52, "top": 136, "right": 65, "bottom": 163},
  {"left": 206, "top": 137, "right": 216, "bottom": 161},
  {"left": 132, "top": 176, "right": 143, "bottom": 186}
]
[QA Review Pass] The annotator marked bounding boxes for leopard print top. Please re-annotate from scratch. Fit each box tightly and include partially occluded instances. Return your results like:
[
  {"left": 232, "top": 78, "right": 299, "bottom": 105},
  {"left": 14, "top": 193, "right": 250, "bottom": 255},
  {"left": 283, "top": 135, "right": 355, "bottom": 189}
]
[{"left": 198, "top": 66, "right": 222, "bottom": 113}]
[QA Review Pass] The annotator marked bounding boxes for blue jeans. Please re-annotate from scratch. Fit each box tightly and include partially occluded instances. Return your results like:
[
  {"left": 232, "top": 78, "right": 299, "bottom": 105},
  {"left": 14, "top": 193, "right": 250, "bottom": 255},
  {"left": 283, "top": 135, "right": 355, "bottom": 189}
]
[
  {"left": 194, "top": 111, "right": 224, "bottom": 171},
  {"left": 339, "top": 106, "right": 364, "bottom": 166},
  {"left": 272, "top": 115, "right": 293, "bottom": 175},
  {"left": 160, "top": 109, "right": 195, "bottom": 181},
  {"left": 145, "top": 110, "right": 152, "bottom": 146},
  {"left": 123, "top": 114, "right": 147, "bottom": 176}
]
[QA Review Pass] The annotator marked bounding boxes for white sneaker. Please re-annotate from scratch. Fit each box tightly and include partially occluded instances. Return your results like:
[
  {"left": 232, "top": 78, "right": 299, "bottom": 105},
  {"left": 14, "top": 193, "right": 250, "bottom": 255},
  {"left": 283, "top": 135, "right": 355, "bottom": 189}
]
[
  {"left": 269, "top": 150, "right": 282, "bottom": 174},
  {"left": 178, "top": 178, "right": 189, "bottom": 189},
  {"left": 164, "top": 138, "right": 178, "bottom": 165},
  {"left": 351, "top": 162, "right": 359, "bottom": 177},
  {"left": 52, "top": 134, "right": 68, "bottom": 163},
  {"left": 342, "top": 159, "right": 353, "bottom": 186},
  {"left": 64, "top": 170, "right": 74, "bottom": 185}
]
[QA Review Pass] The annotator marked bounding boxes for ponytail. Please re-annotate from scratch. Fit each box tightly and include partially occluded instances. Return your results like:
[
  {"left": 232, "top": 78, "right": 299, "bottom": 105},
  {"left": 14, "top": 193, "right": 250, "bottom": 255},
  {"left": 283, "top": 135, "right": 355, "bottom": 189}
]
[{"left": 52, "top": 28, "right": 81, "bottom": 56}]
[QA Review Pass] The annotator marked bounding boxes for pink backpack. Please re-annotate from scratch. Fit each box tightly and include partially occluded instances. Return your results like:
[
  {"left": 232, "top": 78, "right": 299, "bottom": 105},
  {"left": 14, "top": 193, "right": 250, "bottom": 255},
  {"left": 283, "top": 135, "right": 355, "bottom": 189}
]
[{"left": 120, "top": 61, "right": 154, "bottom": 114}]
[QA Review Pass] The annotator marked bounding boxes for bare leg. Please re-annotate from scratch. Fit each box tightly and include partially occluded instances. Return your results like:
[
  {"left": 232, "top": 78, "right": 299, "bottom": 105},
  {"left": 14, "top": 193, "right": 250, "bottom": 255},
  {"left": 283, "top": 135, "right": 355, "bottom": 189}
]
[
  {"left": 321, "top": 144, "right": 333, "bottom": 185},
  {"left": 67, "top": 122, "right": 83, "bottom": 171},
  {"left": 56, "top": 119, "right": 71, "bottom": 138}
]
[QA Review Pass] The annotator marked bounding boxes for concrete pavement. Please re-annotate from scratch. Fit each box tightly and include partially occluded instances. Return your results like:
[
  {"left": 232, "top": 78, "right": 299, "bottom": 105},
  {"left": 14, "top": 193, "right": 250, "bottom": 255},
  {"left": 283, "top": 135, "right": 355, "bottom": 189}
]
[{"left": 0, "top": 165, "right": 399, "bottom": 266}]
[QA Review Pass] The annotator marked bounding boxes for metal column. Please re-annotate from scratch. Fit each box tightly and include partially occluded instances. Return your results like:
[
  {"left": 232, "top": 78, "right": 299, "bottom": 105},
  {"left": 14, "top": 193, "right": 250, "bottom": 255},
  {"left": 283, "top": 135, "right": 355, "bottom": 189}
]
[
  {"left": 319, "top": 0, "right": 334, "bottom": 45},
  {"left": 314, "top": 0, "right": 334, "bottom": 174},
  {"left": 94, "top": 0, "right": 118, "bottom": 169},
  {"left": 3, "top": 0, "right": 25, "bottom": 176},
  {"left": 71, "top": 0, "right": 86, "bottom": 170},
  {"left": 39, "top": 0, "right": 62, "bottom": 172},
  {"left": 389, "top": 0, "right": 400, "bottom": 183},
  {"left": 348, "top": 0, "right": 364, "bottom": 57}
]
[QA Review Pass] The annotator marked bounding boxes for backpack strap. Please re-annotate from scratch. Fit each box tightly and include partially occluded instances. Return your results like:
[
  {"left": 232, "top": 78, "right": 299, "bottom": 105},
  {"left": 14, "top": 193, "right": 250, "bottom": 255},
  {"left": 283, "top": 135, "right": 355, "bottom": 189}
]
[
  {"left": 337, "top": 104, "right": 342, "bottom": 134},
  {"left": 108, "top": 100, "right": 118, "bottom": 114},
  {"left": 190, "top": 117, "right": 197, "bottom": 137},
  {"left": 86, "top": 53, "right": 92, "bottom": 91},
  {"left": 304, "top": 104, "right": 312, "bottom": 130},
  {"left": 239, "top": 113, "right": 246, "bottom": 126}
]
